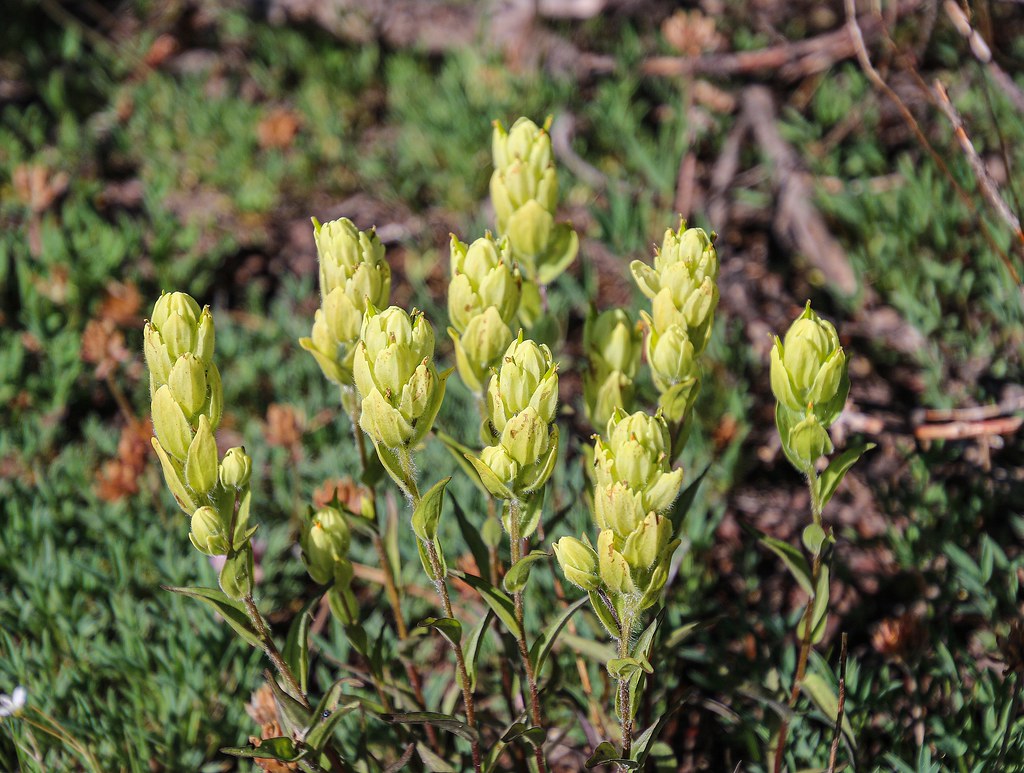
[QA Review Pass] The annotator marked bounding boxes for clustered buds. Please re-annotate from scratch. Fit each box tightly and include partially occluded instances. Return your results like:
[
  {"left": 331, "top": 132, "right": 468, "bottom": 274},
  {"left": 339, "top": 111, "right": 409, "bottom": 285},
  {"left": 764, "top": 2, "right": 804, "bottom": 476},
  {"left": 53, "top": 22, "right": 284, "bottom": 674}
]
[
  {"left": 490, "top": 117, "right": 578, "bottom": 287},
  {"left": 468, "top": 335, "right": 559, "bottom": 507},
  {"left": 354, "top": 306, "right": 448, "bottom": 451},
  {"left": 300, "top": 506, "right": 358, "bottom": 624},
  {"left": 770, "top": 302, "right": 850, "bottom": 472},
  {"left": 583, "top": 308, "right": 642, "bottom": 429},
  {"left": 631, "top": 223, "right": 719, "bottom": 424},
  {"left": 145, "top": 292, "right": 257, "bottom": 598},
  {"left": 447, "top": 234, "right": 522, "bottom": 392},
  {"left": 300, "top": 218, "right": 392, "bottom": 387},
  {"left": 555, "top": 410, "right": 683, "bottom": 626}
]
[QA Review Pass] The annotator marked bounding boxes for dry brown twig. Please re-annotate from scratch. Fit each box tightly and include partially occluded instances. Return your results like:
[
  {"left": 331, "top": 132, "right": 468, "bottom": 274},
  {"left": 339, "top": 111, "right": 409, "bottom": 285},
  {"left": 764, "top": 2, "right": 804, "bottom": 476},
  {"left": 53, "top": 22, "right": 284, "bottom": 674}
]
[
  {"left": 826, "top": 633, "right": 849, "bottom": 773},
  {"left": 932, "top": 79, "right": 1024, "bottom": 254},
  {"left": 943, "top": 1, "right": 1024, "bottom": 115},
  {"left": 843, "top": 0, "right": 1022, "bottom": 282}
]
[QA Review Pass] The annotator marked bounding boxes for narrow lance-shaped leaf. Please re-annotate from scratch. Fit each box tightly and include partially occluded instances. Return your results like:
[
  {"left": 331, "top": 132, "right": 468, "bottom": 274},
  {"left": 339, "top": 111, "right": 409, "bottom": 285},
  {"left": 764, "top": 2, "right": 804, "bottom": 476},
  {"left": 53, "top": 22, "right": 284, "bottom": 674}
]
[
  {"left": 502, "top": 550, "right": 548, "bottom": 594},
  {"left": 282, "top": 588, "right": 327, "bottom": 695},
  {"left": 221, "top": 737, "right": 306, "bottom": 762},
  {"left": 465, "top": 611, "right": 493, "bottom": 691},
  {"left": 383, "top": 712, "right": 478, "bottom": 742},
  {"left": 455, "top": 571, "right": 522, "bottom": 638},
  {"left": 530, "top": 596, "right": 588, "bottom": 675},
  {"left": 412, "top": 477, "right": 451, "bottom": 541},
  {"left": 759, "top": 536, "right": 814, "bottom": 596},
  {"left": 162, "top": 585, "right": 261, "bottom": 648},
  {"left": 814, "top": 442, "right": 875, "bottom": 511}
]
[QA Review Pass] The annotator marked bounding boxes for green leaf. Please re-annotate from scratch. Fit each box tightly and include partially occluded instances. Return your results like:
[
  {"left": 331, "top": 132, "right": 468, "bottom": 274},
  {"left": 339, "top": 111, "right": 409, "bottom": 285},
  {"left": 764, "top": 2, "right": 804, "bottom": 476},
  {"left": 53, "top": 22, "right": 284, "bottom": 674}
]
[
  {"left": 801, "top": 672, "right": 854, "bottom": 744},
  {"left": 561, "top": 632, "right": 617, "bottom": 665},
  {"left": 413, "top": 477, "right": 451, "bottom": 541},
  {"left": 450, "top": 494, "right": 492, "bottom": 582},
  {"left": 631, "top": 694, "right": 688, "bottom": 764},
  {"left": 663, "top": 621, "right": 703, "bottom": 650},
  {"left": 801, "top": 523, "right": 830, "bottom": 556},
  {"left": 502, "top": 550, "right": 549, "bottom": 594},
  {"left": 417, "top": 537, "right": 447, "bottom": 582},
  {"left": 417, "top": 742, "right": 457, "bottom": 772},
  {"left": 633, "top": 610, "right": 664, "bottom": 662},
  {"left": 383, "top": 712, "right": 478, "bottom": 742},
  {"left": 796, "top": 565, "right": 830, "bottom": 644},
  {"left": 669, "top": 464, "right": 710, "bottom": 537},
  {"left": 221, "top": 737, "right": 306, "bottom": 762},
  {"left": 464, "top": 453, "right": 515, "bottom": 500},
  {"left": 814, "top": 442, "right": 875, "bottom": 510},
  {"left": 759, "top": 537, "right": 814, "bottom": 596},
  {"left": 282, "top": 589, "right": 326, "bottom": 695},
  {"left": 162, "top": 585, "right": 261, "bottom": 648},
  {"left": 607, "top": 657, "right": 652, "bottom": 680},
  {"left": 585, "top": 741, "right": 637, "bottom": 769},
  {"left": 264, "top": 673, "right": 313, "bottom": 734},
  {"left": 588, "top": 590, "right": 620, "bottom": 638},
  {"left": 530, "top": 596, "right": 588, "bottom": 675},
  {"left": 500, "top": 722, "right": 546, "bottom": 748},
  {"left": 465, "top": 611, "right": 493, "bottom": 691},
  {"left": 305, "top": 680, "right": 360, "bottom": 751},
  {"left": 415, "top": 617, "right": 463, "bottom": 651},
  {"left": 455, "top": 571, "right": 522, "bottom": 638}
]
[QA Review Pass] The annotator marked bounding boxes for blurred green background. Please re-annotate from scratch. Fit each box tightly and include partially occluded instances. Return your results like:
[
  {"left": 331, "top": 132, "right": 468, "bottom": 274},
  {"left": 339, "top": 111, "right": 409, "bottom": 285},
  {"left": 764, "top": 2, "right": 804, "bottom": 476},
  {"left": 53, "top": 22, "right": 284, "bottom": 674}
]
[{"left": 2, "top": 0, "right": 1024, "bottom": 769}]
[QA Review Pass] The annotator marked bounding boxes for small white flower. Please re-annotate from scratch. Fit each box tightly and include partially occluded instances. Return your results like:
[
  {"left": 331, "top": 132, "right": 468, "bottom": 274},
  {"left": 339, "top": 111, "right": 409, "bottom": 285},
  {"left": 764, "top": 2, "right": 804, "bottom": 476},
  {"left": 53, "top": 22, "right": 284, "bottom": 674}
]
[{"left": 0, "top": 686, "right": 26, "bottom": 717}]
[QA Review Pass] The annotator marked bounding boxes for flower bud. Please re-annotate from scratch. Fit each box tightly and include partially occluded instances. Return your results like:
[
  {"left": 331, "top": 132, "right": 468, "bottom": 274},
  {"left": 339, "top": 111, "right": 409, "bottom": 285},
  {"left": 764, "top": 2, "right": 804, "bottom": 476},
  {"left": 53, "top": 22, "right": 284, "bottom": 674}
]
[
  {"left": 152, "top": 292, "right": 201, "bottom": 334},
  {"left": 354, "top": 306, "right": 446, "bottom": 449},
  {"left": 490, "top": 117, "right": 578, "bottom": 285},
  {"left": 448, "top": 235, "right": 521, "bottom": 332},
  {"left": 785, "top": 413, "right": 834, "bottom": 470},
  {"left": 168, "top": 353, "right": 208, "bottom": 419},
  {"left": 184, "top": 414, "right": 218, "bottom": 495},
  {"left": 219, "top": 446, "right": 252, "bottom": 489},
  {"left": 554, "top": 537, "right": 601, "bottom": 591},
  {"left": 152, "top": 384, "right": 193, "bottom": 461},
  {"left": 597, "top": 529, "right": 635, "bottom": 595},
  {"left": 303, "top": 218, "right": 392, "bottom": 387},
  {"left": 770, "top": 303, "right": 850, "bottom": 428},
  {"left": 449, "top": 307, "right": 514, "bottom": 393},
  {"left": 189, "top": 506, "right": 230, "bottom": 556},
  {"left": 585, "top": 309, "right": 641, "bottom": 378},
  {"left": 646, "top": 322, "right": 697, "bottom": 391},
  {"left": 301, "top": 506, "right": 352, "bottom": 585},
  {"left": 144, "top": 323, "right": 172, "bottom": 391}
]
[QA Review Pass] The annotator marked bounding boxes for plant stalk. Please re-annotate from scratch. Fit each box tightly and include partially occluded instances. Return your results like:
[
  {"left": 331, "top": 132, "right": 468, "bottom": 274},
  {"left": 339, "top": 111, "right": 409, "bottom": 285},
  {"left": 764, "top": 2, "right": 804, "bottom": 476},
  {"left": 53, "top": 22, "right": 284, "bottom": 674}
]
[
  {"left": 508, "top": 500, "right": 548, "bottom": 773},
  {"left": 617, "top": 611, "right": 635, "bottom": 765},
  {"left": 399, "top": 448, "right": 482, "bottom": 773}
]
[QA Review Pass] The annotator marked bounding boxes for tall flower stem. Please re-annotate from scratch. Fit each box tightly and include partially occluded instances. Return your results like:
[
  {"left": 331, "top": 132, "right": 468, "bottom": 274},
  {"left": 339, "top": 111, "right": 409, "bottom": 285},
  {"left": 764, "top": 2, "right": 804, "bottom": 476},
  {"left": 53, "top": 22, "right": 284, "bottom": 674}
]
[
  {"left": 342, "top": 389, "right": 437, "bottom": 749},
  {"left": 508, "top": 500, "right": 548, "bottom": 773},
  {"left": 398, "top": 448, "right": 482, "bottom": 773},
  {"left": 617, "top": 609, "right": 636, "bottom": 766},
  {"left": 772, "top": 474, "right": 826, "bottom": 773}
]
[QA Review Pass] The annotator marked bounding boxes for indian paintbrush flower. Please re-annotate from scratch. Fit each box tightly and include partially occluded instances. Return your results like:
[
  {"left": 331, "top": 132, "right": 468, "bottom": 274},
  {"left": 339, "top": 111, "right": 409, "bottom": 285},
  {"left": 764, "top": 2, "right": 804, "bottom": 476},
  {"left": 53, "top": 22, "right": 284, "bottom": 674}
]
[
  {"left": 145, "top": 293, "right": 257, "bottom": 598},
  {"left": 447, "top": 234, "right": 522, "bottom": 392},
  {"left": 583, "top": 308, "right": 642, "bottom": 429},
  {"left": 770, "top": 302, "right": 850, "bottom": 471},
  {"left": 490, "top": 117, "right": 578, "bottom": 286},
  {"left": 630, "top": 223, "right": 719, "bottom": 425},
  {"left": 300, "top": 506, "right": 358, "bottom": 624},
  {"left": 300, "top": 217, "right": 392, "bottom": 386},
  {"left": 354, "top": 305, "right": 447, "bottom": 451},
  {"left": 553, "top": 536, "right": 601, "bottom": 592},
  {"left": 469, "top": 334, "right": 559, "bottom": 502}
]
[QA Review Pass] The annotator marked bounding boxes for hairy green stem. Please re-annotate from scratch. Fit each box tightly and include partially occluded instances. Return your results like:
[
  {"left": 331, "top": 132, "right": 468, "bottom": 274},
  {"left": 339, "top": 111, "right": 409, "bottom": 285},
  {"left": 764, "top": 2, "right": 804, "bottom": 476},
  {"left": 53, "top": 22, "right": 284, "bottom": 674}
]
[
  {"left": 398, "top": 448, "right": 482, "bottom": 773},
  {"left": 617, "top": 610, "right": 635, "bottom": 765},
  {"left": 508, "top": 500, "right": 548, "bottom": 773}
]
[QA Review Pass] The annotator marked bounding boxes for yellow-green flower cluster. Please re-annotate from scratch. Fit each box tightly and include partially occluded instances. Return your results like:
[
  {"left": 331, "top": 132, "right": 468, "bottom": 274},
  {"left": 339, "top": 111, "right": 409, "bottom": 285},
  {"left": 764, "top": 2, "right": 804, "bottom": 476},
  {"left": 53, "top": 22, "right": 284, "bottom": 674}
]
[
  {"left": 145, "top": 292, "right": 256, "bottom": 598},
  {"left": 583, "top": 309, "right": 642, "bottom": 429},
  {"left": 300, "top": 217, "right": 392, "bottom": 387},
  {"left": 555, "top": 410, "right": 683, "bottom": 622},
  {"left": 354, "top": 306, "right": 447, "bottom": 451},
  {"left": 770, "top": 303, "right": 850, "bottom": 472},
  {"left": 447, "top": 234, "right": 522, "bottom": 393},
  {"left": 490, "top": 117, "right": 578, "bottom": 287},
  {"left": 631, "top": 223, "right": 719, "bottom": 423},
  {"left": 300, "top": 506, "right": 358, "bottom": 624},
  {"left": 468, "top": 335, "right": 559, "bottom": 508}
]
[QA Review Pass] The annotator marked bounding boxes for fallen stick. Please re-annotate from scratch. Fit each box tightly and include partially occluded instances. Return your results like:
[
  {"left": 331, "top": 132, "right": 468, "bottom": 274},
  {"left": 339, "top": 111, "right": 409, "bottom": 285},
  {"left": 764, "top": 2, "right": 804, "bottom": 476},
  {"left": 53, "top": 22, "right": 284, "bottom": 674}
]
[
  {"left": 742, "top": 86, "right": 859, "bottom": 295},
  {"left": 914, "top": 415, "right": 1023, "bottom": 441}
]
